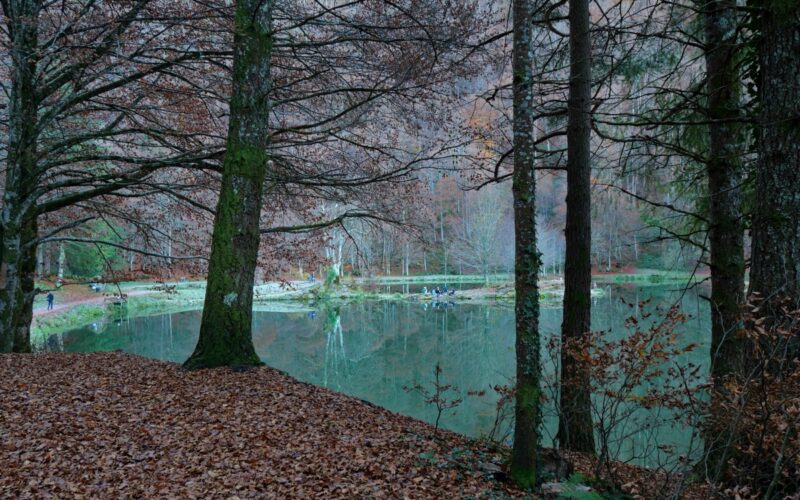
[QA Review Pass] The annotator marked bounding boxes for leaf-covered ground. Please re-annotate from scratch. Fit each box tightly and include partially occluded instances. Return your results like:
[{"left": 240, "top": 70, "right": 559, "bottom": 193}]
[{"left": 1, "top": 353, "right": 522, "bottom": 498}]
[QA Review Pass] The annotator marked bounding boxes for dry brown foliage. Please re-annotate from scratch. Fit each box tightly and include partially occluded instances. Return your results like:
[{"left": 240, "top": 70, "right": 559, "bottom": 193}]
[
  {"left": 0, "top": 353, "right": 523, "bottom": 498},
  {"left": 704, "top": 298, "right": 800, "bottom": 498}
]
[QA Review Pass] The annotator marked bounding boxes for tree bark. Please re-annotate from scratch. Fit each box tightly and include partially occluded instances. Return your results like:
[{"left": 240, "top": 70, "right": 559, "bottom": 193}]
[
  {"left": 0, "top": 0, "right": 41, "bottom": 352},
  {"left": 749, "top": 0, "right": 800, "bottom": 308},
  {"left": 13, "top": 217, "right": 37, "bottom": 353},
  {"left": 703, "top": 0, "right": 746, "bottom": 385},
  {"left": 184, "top": 0, "right": 273, "bottom": 369},
  {"left": 35, "top": 243, "right": 43, "bottom": 279},
  {"left": 510, "top": 0, "right": 542, "bottom": 489},
  {"left": 57, "top": 243, "right": 65, "bottom": 283},
  {"left": 702, "top": 3, "right": 747, "bottom": 476},
  {"left": 558, "top": 0, "right": 595, "bottom": 454}
]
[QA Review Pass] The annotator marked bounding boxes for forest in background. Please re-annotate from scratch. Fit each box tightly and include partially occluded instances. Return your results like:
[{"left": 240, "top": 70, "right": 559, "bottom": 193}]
[{"left": 13, "top": 1, "right": 720, "bottom": 287}]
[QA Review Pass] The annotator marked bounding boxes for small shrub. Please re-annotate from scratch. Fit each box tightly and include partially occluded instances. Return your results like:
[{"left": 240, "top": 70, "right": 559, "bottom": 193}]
[
  {"left": 703, "top": 297, "right": 800, "bottom": 498},
  {"left": 545, "top": 299, "right": 704, "bottom": 496},
  {"left": 404, "top": 362, "right": 463, "bottom": 435}
]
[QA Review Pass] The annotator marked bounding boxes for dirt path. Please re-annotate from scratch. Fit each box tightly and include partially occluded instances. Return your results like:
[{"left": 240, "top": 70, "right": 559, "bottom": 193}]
[{"left": 33, "top": 289, "right": 156, "bottom": 318}]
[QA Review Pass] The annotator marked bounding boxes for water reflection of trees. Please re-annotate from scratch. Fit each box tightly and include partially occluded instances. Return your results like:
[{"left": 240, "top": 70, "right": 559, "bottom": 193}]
[
  {"left": 322, "top": 306, "right": 348, "bottom": 389},
  {"left": 46, "top": 285, "right": 711, "bottom": 468}
]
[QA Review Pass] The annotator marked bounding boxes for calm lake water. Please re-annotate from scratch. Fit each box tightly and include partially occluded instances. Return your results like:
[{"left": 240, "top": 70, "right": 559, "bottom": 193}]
[{"left": 45, "top": 284, "right": 709, "bottom": 467}]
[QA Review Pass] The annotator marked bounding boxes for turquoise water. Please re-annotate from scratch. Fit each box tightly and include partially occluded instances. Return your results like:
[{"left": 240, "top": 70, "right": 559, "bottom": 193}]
[{"left": 45, "top": 284, "right": 709, "bottom": 467}]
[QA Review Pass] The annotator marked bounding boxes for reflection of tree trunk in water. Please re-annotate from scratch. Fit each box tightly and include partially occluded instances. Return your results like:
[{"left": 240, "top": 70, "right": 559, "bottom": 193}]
[
  {"left": 168, "top": 313, "right": 174, "bottom": 353},
  {"left": 323, "top": 307, "right": 345, "bottom": 388}
]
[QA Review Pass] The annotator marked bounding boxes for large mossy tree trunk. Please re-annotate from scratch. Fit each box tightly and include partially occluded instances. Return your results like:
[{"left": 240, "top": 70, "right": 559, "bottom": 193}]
[
  {"left": 701, "top": 0, "right": 747, "bottom": 478},
  {"left": 748, "top": 0, "right": 800, "bottom": 308},
  {"left": 510, "top": 0, "right": 542, "bottom": 489},
  {"left": 184, "top": 0, "right": 273, "bottom": 369},
  {"left": 558, "top": 0, "right": 595, "bottom": 454},
  {"left": 0, "top": 0, "right": 40, "bottom": 353}
]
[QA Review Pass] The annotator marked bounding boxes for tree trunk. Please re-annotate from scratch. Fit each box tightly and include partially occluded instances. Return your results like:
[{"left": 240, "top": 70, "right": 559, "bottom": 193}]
[
  {"left": 702, "top": 1, "right": 748, "bottom": 472},
  {"left": 558, "top": 0, "right": 595, "bottom": 454},
  {"left": 35, "top": 243, "right": 43, "bottom": 279},
  {"left": 0, "top": 218, "right": 23, "bottom": 352},
  {"left": 0, "top": 0, "right": 40, "bottom": 352},
  {"left": 184, "top": 0, "right": 273, "bottom": 369},
  {"left": 44, "top": 242, "right": 51, "bottom": 276},
  {"left": 749, "top": 0, "right": 800, "bottom": 307},
  {"left": 57, "top": 243, "right": 65, "bottom": 283},
  {"left": 13, "top": 217, "right": 37, "bottom": 353},
  {"left": 510, "top": 0, "right": 541, "bottom": 489},
  {"left": 440, "top": 204, "right": 447, "bottom": 275},
  {"left": 166, "top": 226, "right": 173, "bottom": 268},
  {"left": 703, "top": 0, "right": 747, "bottom": 384}
]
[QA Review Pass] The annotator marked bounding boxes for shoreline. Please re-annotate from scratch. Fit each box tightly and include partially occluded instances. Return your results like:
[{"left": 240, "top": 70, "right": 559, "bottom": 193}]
[{"left": 32, "top": 271, "right": 700, "bottom": 342}]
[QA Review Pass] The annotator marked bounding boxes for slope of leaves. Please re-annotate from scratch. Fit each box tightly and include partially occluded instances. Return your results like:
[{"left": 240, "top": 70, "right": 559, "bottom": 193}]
[{"left": 0, "top": 353, "right": 521, "bottom": 498}]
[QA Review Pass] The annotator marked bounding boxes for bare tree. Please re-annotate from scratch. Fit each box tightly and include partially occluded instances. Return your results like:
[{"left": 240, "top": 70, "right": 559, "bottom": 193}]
[{"left": 0, "top": 0, "right": 224, "bottom": 352}]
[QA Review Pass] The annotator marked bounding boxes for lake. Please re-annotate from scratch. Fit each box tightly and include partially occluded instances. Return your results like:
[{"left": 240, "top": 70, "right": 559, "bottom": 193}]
[{"left": 44, "top": 283, "right": 709, "bottom": 468}]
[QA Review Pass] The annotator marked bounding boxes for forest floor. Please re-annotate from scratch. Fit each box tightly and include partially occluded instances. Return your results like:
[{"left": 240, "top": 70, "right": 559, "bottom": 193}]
[{"left": 0, "top": 352, "right": 702, "bottom": 498}]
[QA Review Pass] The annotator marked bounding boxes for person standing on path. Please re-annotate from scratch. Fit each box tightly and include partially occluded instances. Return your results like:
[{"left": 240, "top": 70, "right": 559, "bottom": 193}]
[{"left": 46, "top": 292, "right": 54, "bottom": 310}]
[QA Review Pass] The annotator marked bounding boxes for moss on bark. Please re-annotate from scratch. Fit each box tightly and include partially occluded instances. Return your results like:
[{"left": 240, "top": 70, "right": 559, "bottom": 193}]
[{"left": 184, "top": 0, "right": 273, "bottom": 369}]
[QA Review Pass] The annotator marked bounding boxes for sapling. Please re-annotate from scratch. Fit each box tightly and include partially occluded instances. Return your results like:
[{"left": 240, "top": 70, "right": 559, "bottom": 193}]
[{"left": 404, "top": 362, "right": 463, "bottom": 436}]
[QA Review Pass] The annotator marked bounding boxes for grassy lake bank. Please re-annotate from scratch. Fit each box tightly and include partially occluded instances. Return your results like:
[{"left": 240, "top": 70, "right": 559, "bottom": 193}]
[{"left": 32, "top": 271, "right": 700, "bottom": 344}]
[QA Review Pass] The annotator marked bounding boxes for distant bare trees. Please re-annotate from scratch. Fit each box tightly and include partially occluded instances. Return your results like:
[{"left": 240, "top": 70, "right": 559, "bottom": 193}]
[{"left": 453, "top": 187, "right": 511, "bottom": 282}]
